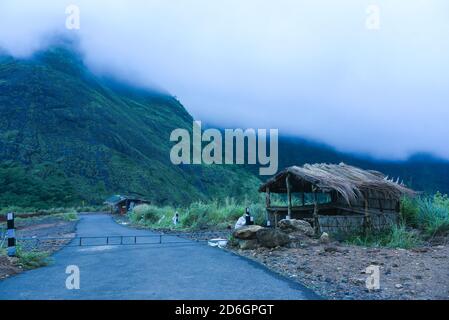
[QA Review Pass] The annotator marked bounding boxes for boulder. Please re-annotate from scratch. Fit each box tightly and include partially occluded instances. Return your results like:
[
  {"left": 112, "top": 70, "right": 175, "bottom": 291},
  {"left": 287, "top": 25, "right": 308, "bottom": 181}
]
[
  {"left": 256, "top": 228, "right": 291, "bottom": 248},
  {"left": 324, "top": 245, "right": 339, "bottom": 253},
  {"left": 319, "top": 232, "right": 330, "bottom": 244},
  {"left": 278, "top": 219, "right": 315, "bottom": 237},
  {"left": 238, "top": 239, "right": 259, "bottom": 250},
  {"left": 233, "top": 225, "right": 264, "bottom": 240}
]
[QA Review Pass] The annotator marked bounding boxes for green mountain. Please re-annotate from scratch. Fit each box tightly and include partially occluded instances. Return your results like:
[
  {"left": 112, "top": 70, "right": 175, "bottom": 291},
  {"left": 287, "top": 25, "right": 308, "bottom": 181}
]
[
  {"left": 1, "top": 45, "right": 448, "bottom": 209},
  {"left": 0, "top": 47, "right": 260, "bottom": 208}
]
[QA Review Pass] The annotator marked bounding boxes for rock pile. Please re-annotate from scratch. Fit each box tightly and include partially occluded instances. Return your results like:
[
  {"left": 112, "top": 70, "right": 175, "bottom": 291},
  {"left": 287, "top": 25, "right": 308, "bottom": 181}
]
[
  {"left": 278, "top": 219, "right": 315, "bottom": 237},
  {"left": 232, "top": 219, "right": 323, "bottom": 250}
]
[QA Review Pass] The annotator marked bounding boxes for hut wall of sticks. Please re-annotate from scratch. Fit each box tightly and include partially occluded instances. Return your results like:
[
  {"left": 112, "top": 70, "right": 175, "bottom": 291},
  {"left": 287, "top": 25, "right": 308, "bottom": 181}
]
[{"left": 258, "top": 163, "right": 416, "bottom": 235}]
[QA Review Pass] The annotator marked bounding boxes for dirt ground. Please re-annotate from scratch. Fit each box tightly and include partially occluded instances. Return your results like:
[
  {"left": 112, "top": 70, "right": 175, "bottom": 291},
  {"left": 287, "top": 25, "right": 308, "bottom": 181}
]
[
  {"left": 0, "top": 256, "right": 21, "bottom": 280},
  {"left": 232, "top": 237, "right": 449, "bottom": 300},
  {"left": 0, "top": 216, "right": 77, "bottom": 280}
]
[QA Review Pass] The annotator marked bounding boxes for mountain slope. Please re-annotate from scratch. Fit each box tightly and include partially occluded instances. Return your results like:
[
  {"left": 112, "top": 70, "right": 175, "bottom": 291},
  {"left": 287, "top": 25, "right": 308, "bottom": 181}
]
[
  {"left": 0, "top": 47, "right": 260, "bottom": 208},
  {"left": 1, "top": 46, "right": 447, "bottom": 209},
  {"left": 274, "top": 137, "right": 449, "bottom": 195}
]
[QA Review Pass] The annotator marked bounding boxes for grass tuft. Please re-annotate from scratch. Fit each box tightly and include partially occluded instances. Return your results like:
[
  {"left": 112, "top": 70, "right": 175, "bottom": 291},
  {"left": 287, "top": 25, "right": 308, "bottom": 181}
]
[
  {"left": 346, "top": 224, "right": 421, "bottom": 249},
  {"left": 62, "top": 210, "right": 79, "bottom": 222},
  {"left": 16, "top": 247, "right": 53, "bottom": 270}
]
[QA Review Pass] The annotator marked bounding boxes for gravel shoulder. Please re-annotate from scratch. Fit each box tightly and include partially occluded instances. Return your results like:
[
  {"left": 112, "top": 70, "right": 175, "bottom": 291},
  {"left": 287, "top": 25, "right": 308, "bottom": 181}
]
[
  {"left": 0, "top": 215, "right": 78, "bottom": 280},
  {"left": 229, "top": 238, "right": 449, "bottom": 300}
]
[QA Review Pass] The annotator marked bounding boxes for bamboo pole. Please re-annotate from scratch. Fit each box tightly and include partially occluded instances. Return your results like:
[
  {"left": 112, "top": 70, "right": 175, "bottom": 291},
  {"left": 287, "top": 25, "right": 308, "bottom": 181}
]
[
  {"left": 364, "top": 192, "right": 372, "bottom": 234},
  {"left": 266, "top": 187, "right": 271, "bottom": 227},
  {"left": 286, "top": 174, "right": 292, "bottom": 219},
  {"left": 274, "top": 211, "right": 278, "bottom": 229},
  {"left": 313, "top": 190, "right": 320, "bottom": 235}
]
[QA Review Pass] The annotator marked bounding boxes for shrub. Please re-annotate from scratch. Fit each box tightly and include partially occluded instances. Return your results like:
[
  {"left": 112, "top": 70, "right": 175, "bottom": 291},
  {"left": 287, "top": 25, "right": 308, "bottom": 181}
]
[
  {"left": 400, "top": 193, "right": 449, "bottom": 238},
  {"left": 434, "top": 191, "right": 449, "bottom": 208},
  {"left": 346, "top": 224, "right": 421, "bottom": 249},
  {"left": 400, "top": 196, "right": 419, "bottom": 226},
  {"left": 416, "top": 196, "right": 449, "bottom": 237},
  {"left": 62, "top": 210, "right": 79, "bottom": 221},
  {"left": 182, "top": 201, "right": 215, "bottom": 230},
  {"left": 248, "top": 202, "right": 266, "bottom": 225},
  {"left": 16, "top": 247, "right": 52, "bottom": 270},
  {"left": 130, "top": 204, "right": 158, "bottom": 224},
  {"left": 386, "top": 224, "right": 421, "bottom": 249},
  {"left": 130, "top": 204, "right": 175, "bottom": 227}
]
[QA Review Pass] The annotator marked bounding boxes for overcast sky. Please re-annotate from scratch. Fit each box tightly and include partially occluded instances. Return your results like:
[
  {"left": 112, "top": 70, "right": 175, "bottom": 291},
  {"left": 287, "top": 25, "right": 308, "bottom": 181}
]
[{"left": 1, "top": 0, "right": 449, "bottom": 160}]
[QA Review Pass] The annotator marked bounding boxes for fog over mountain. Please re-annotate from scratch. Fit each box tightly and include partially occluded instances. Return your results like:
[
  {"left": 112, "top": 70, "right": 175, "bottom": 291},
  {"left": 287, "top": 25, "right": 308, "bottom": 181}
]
[{"left": 1, "top": 0, "right": 449, "bottom": 160}]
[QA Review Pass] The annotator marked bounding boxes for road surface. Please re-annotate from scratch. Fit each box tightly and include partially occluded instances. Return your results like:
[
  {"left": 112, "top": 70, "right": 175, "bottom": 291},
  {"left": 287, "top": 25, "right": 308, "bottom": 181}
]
[{"left": 0, "top": 214, "right": 319, "bottom": 300}]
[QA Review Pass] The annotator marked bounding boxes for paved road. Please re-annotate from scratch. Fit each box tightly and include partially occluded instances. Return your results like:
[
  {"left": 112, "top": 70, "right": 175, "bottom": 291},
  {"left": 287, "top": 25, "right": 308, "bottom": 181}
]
[{"left": 0, "top": 214, "right": 319, "bottom": 300}]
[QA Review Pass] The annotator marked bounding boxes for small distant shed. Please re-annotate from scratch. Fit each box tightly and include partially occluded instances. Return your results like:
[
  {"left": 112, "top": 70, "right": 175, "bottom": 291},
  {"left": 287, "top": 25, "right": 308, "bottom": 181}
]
[
  {"left": 104, "top": 195, "right": 150, "bottom": 214},
  {"left": 259, "top": 163, "right": 416, "bottom": 234}
]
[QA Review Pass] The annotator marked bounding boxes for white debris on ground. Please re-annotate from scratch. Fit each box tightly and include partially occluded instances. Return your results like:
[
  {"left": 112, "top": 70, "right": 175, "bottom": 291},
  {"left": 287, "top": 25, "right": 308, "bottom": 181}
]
[{"left": 208, "top": 238, "right": 228, "bottom": 248}]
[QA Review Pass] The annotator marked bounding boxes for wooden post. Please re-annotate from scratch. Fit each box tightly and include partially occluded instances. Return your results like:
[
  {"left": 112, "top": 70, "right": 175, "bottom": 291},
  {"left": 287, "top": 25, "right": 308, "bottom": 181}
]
[
  {"left": 266, "top": 187, "right": 271, "bottom": 227},
  {"left": 274, "top": 211, "right": 278, "bottom": 229},
  {"left": 286, "top": 174, "right": 292, "bottom": 220},
  {"left": 313, "top": 190, "right": 320, "bottom": 235},
  {"left": 301, "top": 180, "right": 305, "bottom": 206},
  {"left": 364, "top": 192, "right": 372, "bottom": 234}
]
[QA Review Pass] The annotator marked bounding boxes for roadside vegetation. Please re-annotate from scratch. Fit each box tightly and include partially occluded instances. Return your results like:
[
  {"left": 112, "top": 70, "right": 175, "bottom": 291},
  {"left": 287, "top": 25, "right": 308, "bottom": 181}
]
[
  {"left": 0, "top": 205, "right": 107, "bottom": 216},
  {"left": 128, "top": 192, "right": 449, "bottom": 249},
  {"left": 346, "top": 192, "right": 449, "bottom": 248},
  {"left": 128, "top": 197, "right": 267, "bottom": 231},
  {"left": 15, "top": 246, "right": 52, "bottom": 270},
  {"left": 61, "top": 210, "right": 79, "bottom": 222},
  {"left": 3, "top": 189, "right": 448, "bottom": 251}
]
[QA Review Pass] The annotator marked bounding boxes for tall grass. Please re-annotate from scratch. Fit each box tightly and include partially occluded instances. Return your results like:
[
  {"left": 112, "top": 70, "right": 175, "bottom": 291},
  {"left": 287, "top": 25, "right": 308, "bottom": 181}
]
[
  {"left": 129, "top": 204, "right": 174, "bottom": 227},
  {"left": 345, "top": 193, "right": 449, "bottom": 248},
  {"left": 400, "top": 196, "right": 420, "bottom": 227},
  {"left": 346, "top": 224, "right": 421, "bottom": 249},
  {"left": 132, "top": 193, "right": 449, "bottom": 247},
  {"left": 416, "top": 194, "right": 449, "bottom": 237},
  {"left": 400, "top": 192, "right": 449, "bottom": 238},
  {"left": 129, "top": 198, "right": 266, "bottom": 230}
]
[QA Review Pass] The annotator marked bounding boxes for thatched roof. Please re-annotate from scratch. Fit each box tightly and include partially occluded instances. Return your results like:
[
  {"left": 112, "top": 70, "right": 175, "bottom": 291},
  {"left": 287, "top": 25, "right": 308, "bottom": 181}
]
[
  {"left": 259, "top": 163, "right": 416, "bottom": 204},
  {"left": 104, "top": 195, "right": 149, "bottom": 206}
]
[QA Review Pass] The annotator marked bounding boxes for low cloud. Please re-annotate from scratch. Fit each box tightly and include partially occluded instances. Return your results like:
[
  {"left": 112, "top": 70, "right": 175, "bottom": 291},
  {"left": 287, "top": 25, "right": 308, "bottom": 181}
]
[{"left": 1, "top": 0, "right": 449, "bottom": 159}]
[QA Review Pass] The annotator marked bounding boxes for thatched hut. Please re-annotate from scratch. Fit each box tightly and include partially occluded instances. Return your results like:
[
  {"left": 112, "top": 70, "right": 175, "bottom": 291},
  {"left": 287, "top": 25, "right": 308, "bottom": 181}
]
[
  {"left": 259, "top": 163, "right": 416, "bottom": 234},
  {"left": 104, "top": 195, "right": 150, "bottom": 215}
]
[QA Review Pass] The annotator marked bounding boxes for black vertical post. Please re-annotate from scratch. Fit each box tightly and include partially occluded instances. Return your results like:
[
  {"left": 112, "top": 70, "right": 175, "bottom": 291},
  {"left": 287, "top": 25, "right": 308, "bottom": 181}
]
[{"left": 6, "top": 212, "right": 16, "bottom": 257}]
